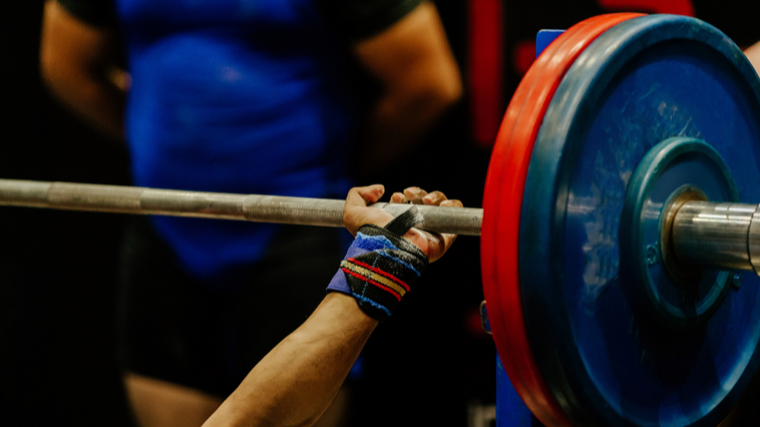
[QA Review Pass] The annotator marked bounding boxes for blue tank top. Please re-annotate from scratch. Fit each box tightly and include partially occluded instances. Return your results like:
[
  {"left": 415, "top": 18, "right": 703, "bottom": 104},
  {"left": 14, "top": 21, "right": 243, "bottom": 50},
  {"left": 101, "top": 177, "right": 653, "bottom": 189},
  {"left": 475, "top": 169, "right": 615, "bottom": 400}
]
[{"left": 113, "top": 0, "right": 358, "bottom": 280}]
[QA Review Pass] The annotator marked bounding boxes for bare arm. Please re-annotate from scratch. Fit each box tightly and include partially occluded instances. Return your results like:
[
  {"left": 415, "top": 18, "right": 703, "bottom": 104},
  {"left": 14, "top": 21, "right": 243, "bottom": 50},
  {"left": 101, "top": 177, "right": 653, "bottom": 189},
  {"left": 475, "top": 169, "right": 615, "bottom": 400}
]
[
  {"left": 353, "top": 3, "right": 463, "bottom": 176},
  {"left": 202, "top": 292, "right": 377, "bottom": 427},
  {"left": 746, "top": 41, "right": 760, "bottom": 77},
  {"left": 40, "top": 0, "right": 127, "bottom": 140},
  {"left": 202, "top": 185, "right": 460, "bottom": 427}
]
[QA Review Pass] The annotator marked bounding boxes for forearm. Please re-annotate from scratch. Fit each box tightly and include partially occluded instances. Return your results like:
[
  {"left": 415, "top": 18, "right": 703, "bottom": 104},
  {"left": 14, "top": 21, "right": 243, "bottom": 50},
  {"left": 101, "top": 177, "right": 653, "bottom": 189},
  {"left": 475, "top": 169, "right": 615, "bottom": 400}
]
[
  {"left": 352, "top": 2, "right": 462, "bottom": 176},
  {"left": 40, "top": 0, "right": 126, "bottom": 141},
  {"left": 202, "top": 292, "right": 377, "bottom": 427},
  {"left": 43, "top": 66, "right": 126, "bottom": 140},
  {"left": 745, "top": 41, "right": 760, "bottom": 77}
]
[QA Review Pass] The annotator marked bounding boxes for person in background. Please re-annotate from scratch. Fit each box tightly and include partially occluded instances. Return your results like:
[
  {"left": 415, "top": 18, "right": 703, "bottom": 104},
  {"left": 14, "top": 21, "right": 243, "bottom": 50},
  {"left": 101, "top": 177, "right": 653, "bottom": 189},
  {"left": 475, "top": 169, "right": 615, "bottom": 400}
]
[{"left": 39, "top": 0, "right": 462, "bottom": 426}]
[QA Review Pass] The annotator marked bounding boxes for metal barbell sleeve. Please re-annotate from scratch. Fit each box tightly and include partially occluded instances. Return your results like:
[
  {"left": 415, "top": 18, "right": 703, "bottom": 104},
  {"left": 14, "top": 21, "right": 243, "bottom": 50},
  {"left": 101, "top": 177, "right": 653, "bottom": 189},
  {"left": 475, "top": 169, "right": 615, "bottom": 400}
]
[{"left": 671, "top": 201, "right": 760, "bottom": 275}]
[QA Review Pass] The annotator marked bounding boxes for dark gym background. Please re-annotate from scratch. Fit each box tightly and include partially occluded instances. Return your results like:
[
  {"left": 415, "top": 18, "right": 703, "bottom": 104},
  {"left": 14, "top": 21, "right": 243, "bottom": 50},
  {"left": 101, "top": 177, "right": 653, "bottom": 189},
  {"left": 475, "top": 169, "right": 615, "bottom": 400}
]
[
  {"left": 1, "top": 1, "right": 758, "bottom": 426},
  {"left": 0, "top": 2, "right": 492, "bottom": 426},
  {"left": 1, "top": 1, "right": 133, "bottom": 425}
]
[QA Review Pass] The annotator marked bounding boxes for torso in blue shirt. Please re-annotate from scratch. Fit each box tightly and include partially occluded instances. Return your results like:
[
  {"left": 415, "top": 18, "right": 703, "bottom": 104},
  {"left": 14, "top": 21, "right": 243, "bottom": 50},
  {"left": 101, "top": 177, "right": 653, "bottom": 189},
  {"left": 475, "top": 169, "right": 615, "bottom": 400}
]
[{"left": 114, "top": 0, "right": 357, "bottom": 280}]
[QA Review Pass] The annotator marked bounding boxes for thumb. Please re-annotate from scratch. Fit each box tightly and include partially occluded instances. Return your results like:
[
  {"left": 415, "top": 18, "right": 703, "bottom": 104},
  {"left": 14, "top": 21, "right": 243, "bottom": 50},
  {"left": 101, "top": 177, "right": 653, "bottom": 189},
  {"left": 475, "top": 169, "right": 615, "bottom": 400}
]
[{"left": 345, "top": 184, "right": 385, "bottom": 210}]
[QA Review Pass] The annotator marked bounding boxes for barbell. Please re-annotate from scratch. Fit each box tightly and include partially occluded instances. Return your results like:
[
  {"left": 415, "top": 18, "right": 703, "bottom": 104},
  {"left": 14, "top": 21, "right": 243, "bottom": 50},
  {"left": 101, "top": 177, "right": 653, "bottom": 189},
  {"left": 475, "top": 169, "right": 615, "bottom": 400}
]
[
  {"left": 4, "top": 170, "right": 760, "bottom": 273},
  {"left": 3, "top": 12, "right": 760, "bottom": 427}
]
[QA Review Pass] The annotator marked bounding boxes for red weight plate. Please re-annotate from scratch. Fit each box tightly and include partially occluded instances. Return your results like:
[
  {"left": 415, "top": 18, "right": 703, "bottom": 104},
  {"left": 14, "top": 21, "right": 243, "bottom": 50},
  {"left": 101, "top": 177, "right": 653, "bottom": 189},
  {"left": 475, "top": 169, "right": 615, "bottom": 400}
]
[{"left": 481, "top": 13, "right": 644, "bottom": 427}]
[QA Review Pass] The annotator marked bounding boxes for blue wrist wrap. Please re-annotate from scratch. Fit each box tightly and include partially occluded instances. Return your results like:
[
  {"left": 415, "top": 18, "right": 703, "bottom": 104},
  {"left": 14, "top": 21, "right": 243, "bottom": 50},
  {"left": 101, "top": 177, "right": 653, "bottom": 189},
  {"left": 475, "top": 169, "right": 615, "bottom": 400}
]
[{"left": 327, "top": 207, "right": 429, "bottom": 321}]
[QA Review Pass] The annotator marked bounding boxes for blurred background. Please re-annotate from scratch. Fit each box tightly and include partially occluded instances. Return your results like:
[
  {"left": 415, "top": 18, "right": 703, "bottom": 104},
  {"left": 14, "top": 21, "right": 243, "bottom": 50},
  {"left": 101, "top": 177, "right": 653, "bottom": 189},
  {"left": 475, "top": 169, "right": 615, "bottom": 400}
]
[{"left": 1, "top": 1, "right": 759, "bottom": 426}]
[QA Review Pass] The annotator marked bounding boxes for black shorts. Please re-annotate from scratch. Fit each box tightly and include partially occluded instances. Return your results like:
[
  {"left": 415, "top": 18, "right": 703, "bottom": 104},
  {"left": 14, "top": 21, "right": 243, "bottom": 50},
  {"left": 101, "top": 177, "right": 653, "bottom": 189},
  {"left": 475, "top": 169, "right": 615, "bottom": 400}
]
[{"left": 116, "top": 218, "right": 345, "bottom": 397}]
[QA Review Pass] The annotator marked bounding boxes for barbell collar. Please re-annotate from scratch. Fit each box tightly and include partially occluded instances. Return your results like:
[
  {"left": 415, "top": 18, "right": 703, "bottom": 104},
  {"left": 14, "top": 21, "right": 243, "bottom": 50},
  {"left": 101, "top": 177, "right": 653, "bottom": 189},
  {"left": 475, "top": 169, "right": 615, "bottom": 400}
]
[{"left": 0, "top": 179, "right": 483, "bottom": 236}]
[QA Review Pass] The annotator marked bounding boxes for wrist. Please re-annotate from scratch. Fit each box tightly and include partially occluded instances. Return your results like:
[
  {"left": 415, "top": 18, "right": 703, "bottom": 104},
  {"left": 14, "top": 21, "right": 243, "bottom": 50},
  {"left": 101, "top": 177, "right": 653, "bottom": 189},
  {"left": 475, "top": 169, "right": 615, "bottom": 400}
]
[
  {"left": 321, "top": 292, "right": 379, "bottom": 327},
  {"left": 327, "top": 207, "right": 428, "bottom": 321}
]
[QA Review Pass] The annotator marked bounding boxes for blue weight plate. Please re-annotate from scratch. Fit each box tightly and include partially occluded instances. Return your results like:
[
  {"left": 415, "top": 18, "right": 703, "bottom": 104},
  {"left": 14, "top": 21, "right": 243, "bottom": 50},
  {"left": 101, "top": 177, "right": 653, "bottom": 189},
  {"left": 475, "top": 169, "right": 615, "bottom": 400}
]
[{"left": 520, "top": 15, "right": 760, "bottom": 426}]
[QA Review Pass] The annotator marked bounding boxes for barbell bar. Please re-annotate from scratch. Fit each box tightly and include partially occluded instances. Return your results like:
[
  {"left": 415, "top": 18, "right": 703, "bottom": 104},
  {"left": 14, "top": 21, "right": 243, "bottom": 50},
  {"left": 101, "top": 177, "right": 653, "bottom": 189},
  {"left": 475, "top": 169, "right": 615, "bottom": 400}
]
[{"left": 0, "top": 179, "right": 483, "bottom": 235}]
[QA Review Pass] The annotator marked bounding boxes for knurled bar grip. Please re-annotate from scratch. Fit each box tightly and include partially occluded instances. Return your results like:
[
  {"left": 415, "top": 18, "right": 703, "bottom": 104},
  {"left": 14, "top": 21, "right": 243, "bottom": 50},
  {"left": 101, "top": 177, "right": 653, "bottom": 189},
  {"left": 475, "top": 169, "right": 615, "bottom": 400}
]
[{"left": 0, "top": 179, "right": 483, "bottom": 236}]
